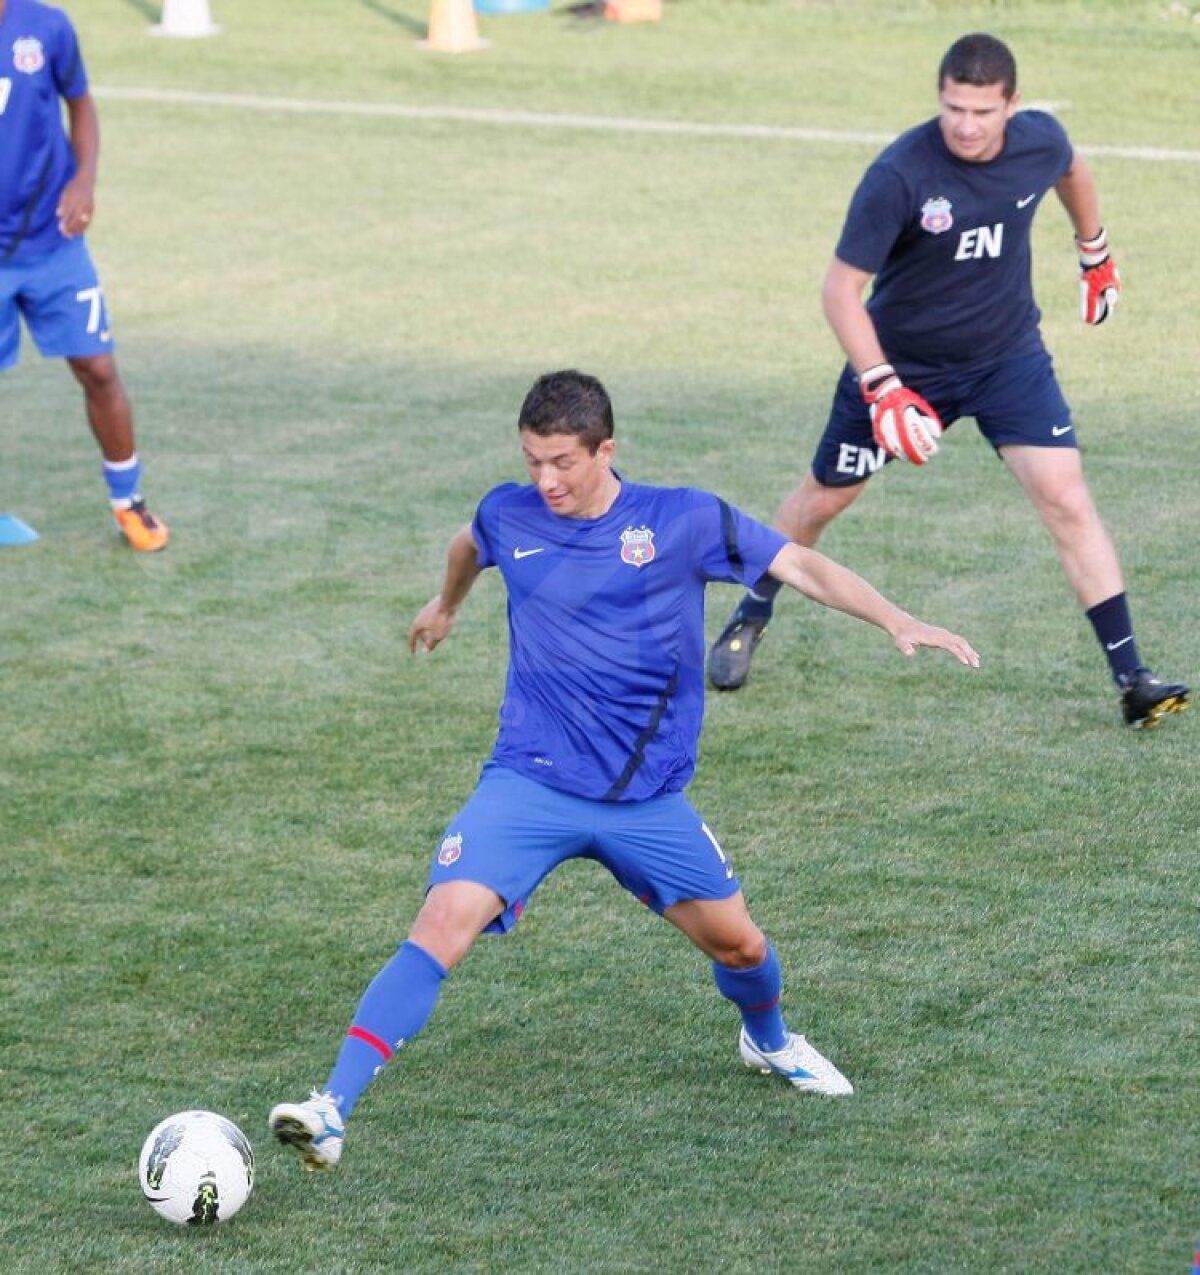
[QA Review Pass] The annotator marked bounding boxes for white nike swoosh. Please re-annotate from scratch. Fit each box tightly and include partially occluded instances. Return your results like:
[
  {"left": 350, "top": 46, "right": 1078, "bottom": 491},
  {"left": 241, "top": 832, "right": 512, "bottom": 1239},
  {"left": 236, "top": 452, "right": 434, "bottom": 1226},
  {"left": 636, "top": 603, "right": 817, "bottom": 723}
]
[
  {"left": 1051, "top": 425, "right": 1072, "bottom": 436},
  {"left": 513, "top": 547, "right": 545, "bottom": 560},
  {"left": 1017, "top": 194, "right": 1037, "bottom": 208},
  {"left": 1106, "top": 636, "right": 1134, "bottom": 651}
]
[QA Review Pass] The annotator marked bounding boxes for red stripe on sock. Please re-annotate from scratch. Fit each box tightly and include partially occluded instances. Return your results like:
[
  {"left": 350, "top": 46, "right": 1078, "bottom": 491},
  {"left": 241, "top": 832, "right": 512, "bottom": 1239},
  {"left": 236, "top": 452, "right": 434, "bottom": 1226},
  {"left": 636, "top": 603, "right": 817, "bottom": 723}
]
[
  {"left": 347, "top": 1025, "right": 393, "bottom": 1061},
  {"left": 745, "top": 995, "right": 782, "bottom": 1013}
]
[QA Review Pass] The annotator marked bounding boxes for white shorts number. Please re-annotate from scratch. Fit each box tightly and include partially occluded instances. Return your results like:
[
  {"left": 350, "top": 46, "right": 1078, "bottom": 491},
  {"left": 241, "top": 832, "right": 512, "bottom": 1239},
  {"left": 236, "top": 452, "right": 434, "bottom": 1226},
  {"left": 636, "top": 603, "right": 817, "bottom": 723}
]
[
  {"left": 76, "top": 286, "right": 105, "bottom": 335},
  {"left": 0, "top": 78, "right": 13, "bottom": 115}
]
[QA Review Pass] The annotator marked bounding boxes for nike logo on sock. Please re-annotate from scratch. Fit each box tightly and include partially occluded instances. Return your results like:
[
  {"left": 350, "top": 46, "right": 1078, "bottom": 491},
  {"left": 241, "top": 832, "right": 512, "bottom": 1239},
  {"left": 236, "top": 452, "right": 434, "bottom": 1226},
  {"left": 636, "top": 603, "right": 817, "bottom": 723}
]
[{"left": 1106, "top": 636, "right": 1134, "bottom": 651}]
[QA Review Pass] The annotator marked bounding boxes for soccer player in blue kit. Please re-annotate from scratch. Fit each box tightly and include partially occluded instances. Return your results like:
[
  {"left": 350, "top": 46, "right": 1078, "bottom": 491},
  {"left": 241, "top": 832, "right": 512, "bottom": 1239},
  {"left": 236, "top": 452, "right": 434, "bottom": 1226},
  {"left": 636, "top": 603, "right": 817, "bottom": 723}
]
[
  {"left": 269, "top": 370, "right": 980, "bottom": 1171},
  {"left": 0, "top": 0, "right": 167, "bottom": 550},
  {"left": 708, "top": 33, "right": 1188, "bottom": 729}
]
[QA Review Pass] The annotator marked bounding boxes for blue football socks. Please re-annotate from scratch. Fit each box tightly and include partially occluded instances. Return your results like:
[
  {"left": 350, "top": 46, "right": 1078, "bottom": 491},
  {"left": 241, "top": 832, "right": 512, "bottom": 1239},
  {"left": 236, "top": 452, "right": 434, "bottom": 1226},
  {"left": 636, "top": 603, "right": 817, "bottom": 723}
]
[
  {"left": 326, "top": 940, "right": 448, "bottom": 1117},
  {"left": 102, "top": 453, "right": 142, "bottom": 508},
  {"left": 712, "top": 943, "right": 789, "bottom": 1053}
]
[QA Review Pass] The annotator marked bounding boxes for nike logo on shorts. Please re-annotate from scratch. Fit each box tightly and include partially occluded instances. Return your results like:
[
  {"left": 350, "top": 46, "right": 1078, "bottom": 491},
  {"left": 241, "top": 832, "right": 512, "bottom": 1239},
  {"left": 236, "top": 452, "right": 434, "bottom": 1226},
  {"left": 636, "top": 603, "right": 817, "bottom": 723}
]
[
  {"left": 1051, "top": 425, "right": 1072, "bottom": 437},
  {"left": 513, "top": 547, "right": 545, "bottom": 559}
]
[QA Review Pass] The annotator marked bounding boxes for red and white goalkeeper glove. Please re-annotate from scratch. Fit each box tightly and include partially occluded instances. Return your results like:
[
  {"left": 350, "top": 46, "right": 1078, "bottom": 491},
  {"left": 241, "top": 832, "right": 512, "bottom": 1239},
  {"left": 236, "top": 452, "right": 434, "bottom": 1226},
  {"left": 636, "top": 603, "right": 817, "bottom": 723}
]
[
  {"left": 860, "top": 363, "right": 943, "bottom": 465},
  {"left": 1078, "top": 227, "right": 1121, "bottom": 325}
]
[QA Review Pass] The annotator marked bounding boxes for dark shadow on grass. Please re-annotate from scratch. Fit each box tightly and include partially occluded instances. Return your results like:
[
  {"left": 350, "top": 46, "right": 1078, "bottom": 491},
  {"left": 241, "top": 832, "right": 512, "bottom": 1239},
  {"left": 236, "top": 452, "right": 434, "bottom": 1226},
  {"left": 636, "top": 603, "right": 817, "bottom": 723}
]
[
  {"left": 118, "top": 0, "right": 162, "bottom": 23},
  {"left": 358, "top": 0, "right": 426, "bottom": 38}
]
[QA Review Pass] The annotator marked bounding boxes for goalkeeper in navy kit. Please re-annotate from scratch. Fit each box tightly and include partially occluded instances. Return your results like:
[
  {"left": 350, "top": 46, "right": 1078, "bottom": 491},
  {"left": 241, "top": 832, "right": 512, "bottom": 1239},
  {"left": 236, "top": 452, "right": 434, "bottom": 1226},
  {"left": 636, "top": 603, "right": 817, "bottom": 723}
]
[{"left": 708, "top": 32, "right": 1187, "bottom": 729}]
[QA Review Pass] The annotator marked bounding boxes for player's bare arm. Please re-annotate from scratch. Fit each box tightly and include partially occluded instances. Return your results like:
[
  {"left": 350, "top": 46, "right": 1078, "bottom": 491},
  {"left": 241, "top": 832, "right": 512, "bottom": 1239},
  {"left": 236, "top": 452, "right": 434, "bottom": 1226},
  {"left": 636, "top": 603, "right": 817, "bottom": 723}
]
[
  {"left": 820, "top": 257, "right": 885, "bottom": 373},
  {"left": 766, "top": 542, "right": 980, "bottom": 667},
  {"left": 59, "top": 92, "right": 99, "bottom": 237},
  {"left": 408, "top": 524, "right": 482, "bottom": 654},
  {"left": 1053, "top": 153, "right": 1102, "bottom": 242}
]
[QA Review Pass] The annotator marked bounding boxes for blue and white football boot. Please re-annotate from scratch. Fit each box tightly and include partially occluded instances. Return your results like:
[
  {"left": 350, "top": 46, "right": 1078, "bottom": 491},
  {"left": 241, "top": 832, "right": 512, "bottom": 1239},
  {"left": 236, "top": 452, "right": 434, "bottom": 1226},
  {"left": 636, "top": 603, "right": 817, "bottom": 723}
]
[
  {"left": 269, "top": 1090, "right": 345, "bottom": 1171},
  {"left": 739, "top": 1028, "right": 854, "bottom": 1096}
]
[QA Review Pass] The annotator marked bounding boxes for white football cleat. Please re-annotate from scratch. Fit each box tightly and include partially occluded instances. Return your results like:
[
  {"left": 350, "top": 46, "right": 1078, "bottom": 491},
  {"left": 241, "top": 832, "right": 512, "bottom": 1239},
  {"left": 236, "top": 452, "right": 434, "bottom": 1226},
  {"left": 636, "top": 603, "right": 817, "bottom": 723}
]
[
  {"left": 739, "top": 1028, "right": 854, "bottom": 1096},
  {"left": 269, "top": 1090, "right": 345, "bottom": 1171}
]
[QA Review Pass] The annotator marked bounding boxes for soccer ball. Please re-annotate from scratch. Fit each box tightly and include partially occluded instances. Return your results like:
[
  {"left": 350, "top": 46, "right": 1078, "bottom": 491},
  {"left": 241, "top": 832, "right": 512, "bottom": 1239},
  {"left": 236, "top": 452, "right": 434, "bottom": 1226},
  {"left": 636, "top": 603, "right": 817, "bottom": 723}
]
[{"left": 138, "top": 1110, "right": 254, "bottom": 1225}]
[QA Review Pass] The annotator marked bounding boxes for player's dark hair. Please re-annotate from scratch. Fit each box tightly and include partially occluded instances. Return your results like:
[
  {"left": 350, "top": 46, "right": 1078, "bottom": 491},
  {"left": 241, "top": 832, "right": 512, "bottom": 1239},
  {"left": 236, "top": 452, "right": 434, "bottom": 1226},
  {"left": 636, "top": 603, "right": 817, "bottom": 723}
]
[
  {"left": 519, "top": 370, "right": 615, "bottom": 454},
  {"left": 939, "top": 33, "right": 1017, "bottom": 99}
]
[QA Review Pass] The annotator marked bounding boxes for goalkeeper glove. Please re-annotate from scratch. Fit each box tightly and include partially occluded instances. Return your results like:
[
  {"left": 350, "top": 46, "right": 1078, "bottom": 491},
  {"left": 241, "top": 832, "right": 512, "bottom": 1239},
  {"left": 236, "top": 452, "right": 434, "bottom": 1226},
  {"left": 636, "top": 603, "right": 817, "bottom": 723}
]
[
  {"left": 1078, "top": 227, "right": 1121, "bottom": 326},
  {"left": 860, "top": 363, "right": 943, "bottom": 465}
]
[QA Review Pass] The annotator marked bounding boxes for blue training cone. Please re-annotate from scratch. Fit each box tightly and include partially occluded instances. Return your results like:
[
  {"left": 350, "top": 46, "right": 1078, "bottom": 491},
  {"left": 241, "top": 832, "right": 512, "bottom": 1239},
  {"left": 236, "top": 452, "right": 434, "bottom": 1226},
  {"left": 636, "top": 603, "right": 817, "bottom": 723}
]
[{"left": 0, "top": 514, "right": 40, "bottom": 546}]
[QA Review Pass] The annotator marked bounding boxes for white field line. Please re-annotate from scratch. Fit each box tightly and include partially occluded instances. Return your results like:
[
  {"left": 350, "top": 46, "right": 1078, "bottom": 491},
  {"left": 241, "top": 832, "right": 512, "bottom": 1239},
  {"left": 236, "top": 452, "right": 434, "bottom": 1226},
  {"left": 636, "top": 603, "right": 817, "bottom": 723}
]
[{"left": 94, "top": 85, "right": 1200, "bottom": 164}]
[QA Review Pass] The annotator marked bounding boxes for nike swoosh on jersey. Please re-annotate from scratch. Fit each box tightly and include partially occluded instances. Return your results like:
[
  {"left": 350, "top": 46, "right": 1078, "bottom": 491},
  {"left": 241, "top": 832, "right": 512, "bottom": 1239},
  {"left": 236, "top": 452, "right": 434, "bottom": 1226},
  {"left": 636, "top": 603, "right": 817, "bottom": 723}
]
[
  {"left": 1016, "top": 193, "right": 1037, "bottom": 208},
  {"left": 513, "top": 547, "right": 545, "bottom": 559}
]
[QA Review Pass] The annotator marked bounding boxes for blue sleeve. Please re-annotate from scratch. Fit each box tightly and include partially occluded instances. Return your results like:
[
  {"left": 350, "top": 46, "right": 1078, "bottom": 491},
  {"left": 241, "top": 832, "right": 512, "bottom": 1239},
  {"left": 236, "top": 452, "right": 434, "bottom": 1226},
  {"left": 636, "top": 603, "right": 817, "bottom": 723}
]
[
  {"left": 469, "top": 483, "right": 521, "bottom": 570},
  {"left": 50, "top": 10, "right": 89, "bottom": 101},
  {"left": 693, "top": 492, "right": 788, "bottom": 586},
  {"left": 835, "top": 160, "right": 909, "bottom": 275}
]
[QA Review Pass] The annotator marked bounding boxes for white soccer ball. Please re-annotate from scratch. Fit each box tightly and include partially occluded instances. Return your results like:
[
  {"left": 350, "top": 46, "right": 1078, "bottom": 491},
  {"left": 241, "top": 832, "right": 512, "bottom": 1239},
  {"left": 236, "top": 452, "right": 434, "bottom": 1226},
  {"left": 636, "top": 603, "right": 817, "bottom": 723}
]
[{"left": 138, "top": 1110, "right": 254, "bottom": 1225}]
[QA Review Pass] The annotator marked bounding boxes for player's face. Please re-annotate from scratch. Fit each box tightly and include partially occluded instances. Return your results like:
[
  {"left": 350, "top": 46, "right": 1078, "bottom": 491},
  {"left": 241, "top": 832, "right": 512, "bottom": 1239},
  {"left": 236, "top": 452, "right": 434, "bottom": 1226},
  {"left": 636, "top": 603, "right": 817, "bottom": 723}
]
[
  {"left": 520, "top": 430, "right": 618, "bottom": 519},
  {"left": 938, "top": 79, "right": 1019, "bottom": 163}
]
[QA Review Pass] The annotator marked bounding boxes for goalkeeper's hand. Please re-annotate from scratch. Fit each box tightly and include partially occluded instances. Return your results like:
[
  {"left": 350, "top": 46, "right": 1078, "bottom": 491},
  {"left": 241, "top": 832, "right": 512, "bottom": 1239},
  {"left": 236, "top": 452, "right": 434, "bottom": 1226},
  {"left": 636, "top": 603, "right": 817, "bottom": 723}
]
[
  {"left": 1078, "top": 227, "right": 1121, "bottom": 325},
  {"left": 860, "top": 363, "right": 943, "bottom": 465}
]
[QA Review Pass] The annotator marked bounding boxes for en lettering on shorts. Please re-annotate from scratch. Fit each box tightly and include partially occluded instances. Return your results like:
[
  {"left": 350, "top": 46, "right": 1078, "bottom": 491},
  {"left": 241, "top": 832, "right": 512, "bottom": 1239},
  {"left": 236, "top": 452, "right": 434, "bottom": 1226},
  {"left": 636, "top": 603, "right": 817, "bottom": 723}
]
[
  {"left": 810, "top": 348, "right": 1075, "bottom": 488},
  {"left": 0, "top": 237, "right": 114, "bottom": 370},
  {"left": 427, "top": 764, "right": 741, "bottom": 933}
]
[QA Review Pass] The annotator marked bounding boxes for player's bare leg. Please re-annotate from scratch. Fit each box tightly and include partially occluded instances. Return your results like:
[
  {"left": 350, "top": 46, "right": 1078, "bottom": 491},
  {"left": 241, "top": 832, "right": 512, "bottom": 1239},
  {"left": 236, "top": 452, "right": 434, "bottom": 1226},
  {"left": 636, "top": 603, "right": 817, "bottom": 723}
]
[
  {"left": 666, "top": 894, "right": 853, "bottom": 1096},
  {"left": 708, "top": 474, "right": 866, "bottom": 690},
  {"left": 68, "top": 353, "right": 168, "bottom": 551},
  {"left": 1003, "top": 444, "right": 1189, "bottom": 727}
]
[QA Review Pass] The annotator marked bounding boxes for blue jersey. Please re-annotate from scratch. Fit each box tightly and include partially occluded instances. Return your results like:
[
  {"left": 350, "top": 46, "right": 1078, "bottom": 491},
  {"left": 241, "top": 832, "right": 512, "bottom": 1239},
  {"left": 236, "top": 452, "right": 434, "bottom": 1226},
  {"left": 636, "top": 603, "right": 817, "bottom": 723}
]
[
  {"left": 0, "top": 0, "right": 88, "bottom": 264},
  {"left": 836, "top": 111, "right": 1074, "bottom": 377},
  {"left": 470, "top": 478, "right": 788, "bottom": 803}
]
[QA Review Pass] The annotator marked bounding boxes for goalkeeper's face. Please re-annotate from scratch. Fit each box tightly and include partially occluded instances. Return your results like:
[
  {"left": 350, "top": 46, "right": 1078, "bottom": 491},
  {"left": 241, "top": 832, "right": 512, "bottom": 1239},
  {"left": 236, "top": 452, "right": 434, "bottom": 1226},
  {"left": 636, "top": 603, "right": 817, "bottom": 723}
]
[{"left": 938, "top": 79, "right": 1019, "bottom": 163}]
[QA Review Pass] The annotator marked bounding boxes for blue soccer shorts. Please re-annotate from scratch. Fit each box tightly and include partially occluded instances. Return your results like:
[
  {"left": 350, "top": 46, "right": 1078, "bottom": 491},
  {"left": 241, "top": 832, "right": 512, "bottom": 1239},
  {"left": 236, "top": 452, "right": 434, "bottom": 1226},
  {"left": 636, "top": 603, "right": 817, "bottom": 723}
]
[
  {"left": 810, "top": 347, "right": 1075, "bottom": 488},
  {"left": 427, "top": 763, "right": 742, "bottom": 934},
  {"left": 0, "top": 237, "right": 115, "bottom": 371}
]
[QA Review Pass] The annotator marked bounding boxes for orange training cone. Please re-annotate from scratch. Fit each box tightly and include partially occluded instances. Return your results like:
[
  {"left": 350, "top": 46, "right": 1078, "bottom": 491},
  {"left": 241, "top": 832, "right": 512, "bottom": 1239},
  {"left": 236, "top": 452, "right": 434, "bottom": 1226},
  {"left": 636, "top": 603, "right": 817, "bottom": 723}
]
[
  {"left": 605, "top": 0, "right": 662, "bottom": 21},
  {"left": 421, "top": 0, "right": 489, "bottom": 52}
]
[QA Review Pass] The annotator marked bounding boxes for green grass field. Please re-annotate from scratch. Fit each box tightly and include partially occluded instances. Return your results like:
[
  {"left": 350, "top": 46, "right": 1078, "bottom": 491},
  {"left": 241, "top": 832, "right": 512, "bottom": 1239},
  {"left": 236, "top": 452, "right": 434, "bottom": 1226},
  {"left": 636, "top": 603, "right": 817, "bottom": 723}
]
[{"left": 2, "top": 1, "right": 1198, "bottom": 1270}]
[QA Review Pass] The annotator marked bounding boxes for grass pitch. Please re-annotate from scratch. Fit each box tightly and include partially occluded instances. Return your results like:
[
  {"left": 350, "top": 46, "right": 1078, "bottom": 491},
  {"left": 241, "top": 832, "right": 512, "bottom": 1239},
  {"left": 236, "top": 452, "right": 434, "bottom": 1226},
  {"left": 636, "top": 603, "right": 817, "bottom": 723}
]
[{"left": 2, "top": 2, "right": 1197, "bottom": 1271}]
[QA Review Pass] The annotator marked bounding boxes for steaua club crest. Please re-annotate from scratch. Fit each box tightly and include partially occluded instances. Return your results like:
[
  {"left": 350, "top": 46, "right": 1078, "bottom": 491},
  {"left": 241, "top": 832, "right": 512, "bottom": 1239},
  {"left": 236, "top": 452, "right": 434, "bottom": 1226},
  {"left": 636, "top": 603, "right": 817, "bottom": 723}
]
[
  {"left": 920, "top": 195, "right": 954, "bottom": 235},
  {"left": 438, "top": 833, "right": 463, "bottom": 867},
  {"left": 13, "top": 37, "right": 46, "bottom": 74},
  {"left": 619, "top": 526, "right": 656, "bottom": 568}
]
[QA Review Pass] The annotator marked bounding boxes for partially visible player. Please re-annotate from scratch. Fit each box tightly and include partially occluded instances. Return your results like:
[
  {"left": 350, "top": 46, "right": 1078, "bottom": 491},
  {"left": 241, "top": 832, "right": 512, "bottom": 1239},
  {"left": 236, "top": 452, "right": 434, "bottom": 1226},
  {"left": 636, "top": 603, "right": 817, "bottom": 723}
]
[
  {"left": 0, "top": 0, "right": 167, "bottom": 550},
  {"left": 268, "top": 370, "right": 981, "bottom": 1171},
  {"left": 708, "top": 32, "right": 1187, "bottom": 729}
]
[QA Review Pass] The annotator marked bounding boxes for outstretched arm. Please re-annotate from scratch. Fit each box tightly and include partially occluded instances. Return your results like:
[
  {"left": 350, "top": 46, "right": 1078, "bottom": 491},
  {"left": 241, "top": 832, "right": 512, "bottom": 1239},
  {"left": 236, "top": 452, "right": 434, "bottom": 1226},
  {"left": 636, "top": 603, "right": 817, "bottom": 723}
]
[
  {"left": 766, "top": 542, "right": 980, "bottom": 667},
  {"left": 408, "top": 525, "right": 483, "bottom": 654}
]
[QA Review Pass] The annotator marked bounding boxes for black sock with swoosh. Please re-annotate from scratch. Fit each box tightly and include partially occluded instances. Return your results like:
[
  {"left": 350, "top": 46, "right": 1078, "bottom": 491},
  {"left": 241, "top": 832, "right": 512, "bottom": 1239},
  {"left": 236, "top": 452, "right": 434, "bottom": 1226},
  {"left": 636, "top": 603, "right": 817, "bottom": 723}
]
[{"left": 1086, "top": 592, "right": 1143, "bottom": 684}]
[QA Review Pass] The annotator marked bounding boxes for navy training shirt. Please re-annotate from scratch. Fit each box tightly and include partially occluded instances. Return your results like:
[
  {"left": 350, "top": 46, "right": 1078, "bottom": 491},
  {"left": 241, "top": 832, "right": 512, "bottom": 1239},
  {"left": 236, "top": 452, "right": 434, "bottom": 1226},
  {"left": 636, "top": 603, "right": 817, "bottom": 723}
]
[
  {"left": 471, "top": 478, "right": 788, "bottom": 803},
  {"left": 0, "top": 0, "right": 88, "bottom": 264},
  {"left": 835, "top": 111, "right": 1074, "bottom": 377}
]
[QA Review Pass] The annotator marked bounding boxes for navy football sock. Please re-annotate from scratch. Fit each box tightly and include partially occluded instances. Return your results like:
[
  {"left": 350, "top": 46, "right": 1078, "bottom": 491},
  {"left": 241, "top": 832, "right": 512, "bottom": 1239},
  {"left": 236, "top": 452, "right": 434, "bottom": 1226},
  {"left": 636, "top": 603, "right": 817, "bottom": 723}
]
[
  {"left": 326, "top": 940, "right": 448, "bottom": 1117},
  {"left": 712, "top": 943, "right": 789, "bottom": 1053},
  {"left": 737, "top": 573, "right": 782, "bottom": 620},
  {"left": 1085, "top": 592, "right": 1143, "bottom": 685}
]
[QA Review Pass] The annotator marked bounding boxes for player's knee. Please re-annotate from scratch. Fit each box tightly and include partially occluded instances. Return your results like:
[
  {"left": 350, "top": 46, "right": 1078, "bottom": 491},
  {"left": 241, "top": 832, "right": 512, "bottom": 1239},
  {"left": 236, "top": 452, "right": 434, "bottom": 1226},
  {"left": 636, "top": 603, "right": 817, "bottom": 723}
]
[
  {"left": 712, "top": 929, "right": 769, "bottom": 969},
  {"left": 68, "top": 353, "right": 119, "bottom": 395}
]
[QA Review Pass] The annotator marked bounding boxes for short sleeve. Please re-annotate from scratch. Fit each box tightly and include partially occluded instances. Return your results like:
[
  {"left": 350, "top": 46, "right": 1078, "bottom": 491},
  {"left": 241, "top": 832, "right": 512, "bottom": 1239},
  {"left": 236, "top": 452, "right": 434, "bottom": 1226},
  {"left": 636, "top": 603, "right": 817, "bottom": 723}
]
[
  {"left": 692, "top": 492, "right": 788, "bottom": 586},
  {"left": 834, "top": 161, "right": 910, "bottom": 276},
  {"left": 50, "top": 9, "right": 89, "bottom": 101}
]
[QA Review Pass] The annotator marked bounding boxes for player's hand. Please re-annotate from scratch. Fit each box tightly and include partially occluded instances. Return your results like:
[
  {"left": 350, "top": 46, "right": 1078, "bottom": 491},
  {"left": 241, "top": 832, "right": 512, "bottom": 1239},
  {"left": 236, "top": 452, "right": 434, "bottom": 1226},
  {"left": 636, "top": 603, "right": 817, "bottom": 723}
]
[
  {"left": 409, "top": 596, "right": 459, "bottom": 654},
  {"left": 860, "top": 363, "right": 943, "bottom": 465},
  {"left": 56, "top": 176, "right": 95, "bottom": 239},
  {"left": 1077, "top": 227, "right": 1121, "bottom": 325},
  {"left": 890, "top": 617, "right": 980, "bottom": 669}
]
